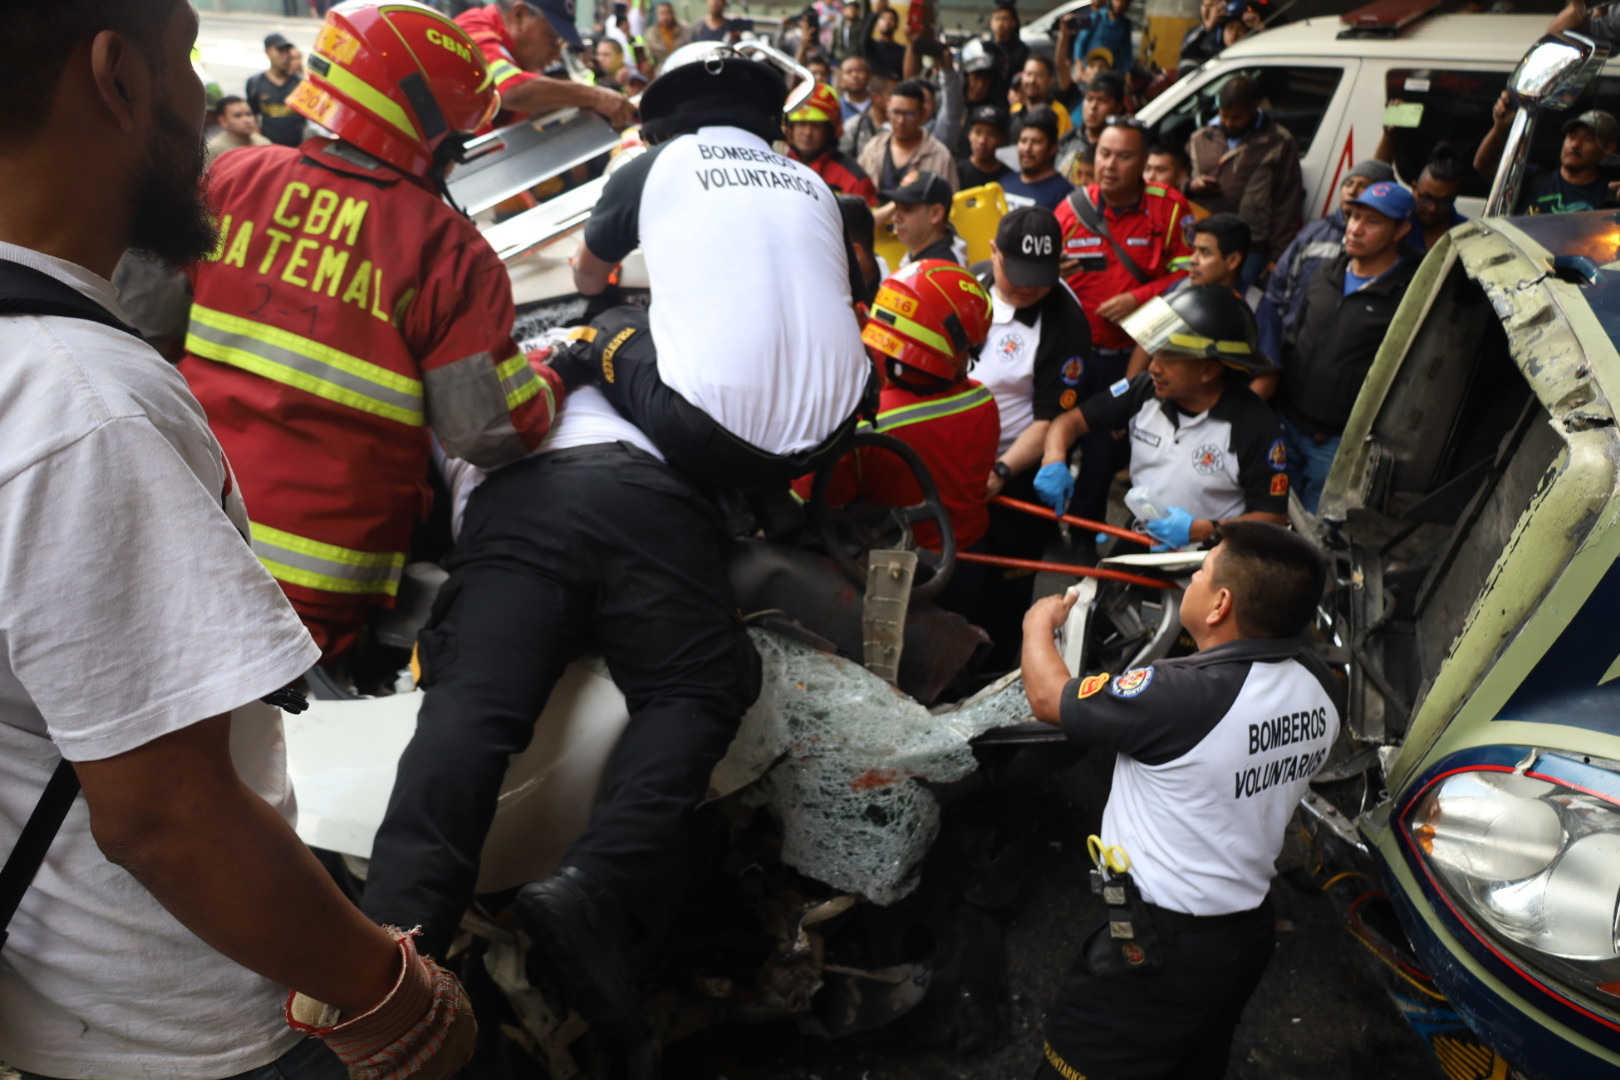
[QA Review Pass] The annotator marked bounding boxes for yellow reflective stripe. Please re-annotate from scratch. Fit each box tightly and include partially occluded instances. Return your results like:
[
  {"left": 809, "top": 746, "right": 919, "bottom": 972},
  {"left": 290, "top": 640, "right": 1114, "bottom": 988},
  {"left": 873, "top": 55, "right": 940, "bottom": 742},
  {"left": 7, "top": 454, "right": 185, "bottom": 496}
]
[
  {"left": 487, "top": 58, "right": 524, "bottom": 85},
  {"left": 1166, "top": 331, "right": 1252, "bottom": 355},
  {"left": 872, "top": 304, "right": 955, "bottom": 357},
  {"left": 187, "top": 304, "right": 424, "bottom": 426},
  {"left": 251, "top": 523, "right": 406, "bottom": 597},
  {"left": 496, "top": 353, "right": 547, "bottom": 411},
  {"left": 1168, "top": 257, "right": 1191, "bottom": 271},
  {"left": 861, "top": 384, "right": 994, "bottom": 432},
  {"left": 320, "top": 57, "right": 418, "bottom": 140}
]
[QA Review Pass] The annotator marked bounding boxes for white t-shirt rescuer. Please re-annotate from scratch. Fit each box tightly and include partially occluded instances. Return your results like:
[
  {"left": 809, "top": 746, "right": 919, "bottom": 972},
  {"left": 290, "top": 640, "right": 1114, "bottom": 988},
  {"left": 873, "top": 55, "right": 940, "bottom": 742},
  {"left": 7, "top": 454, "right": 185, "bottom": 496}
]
[
  {"left": 0, "top": 242, "right": 321, "bottom": 1078},
  {"left": 581, "top": 125, "right": 869, "bottom": 455},
  {"left": 1059, "top": 638, "right": 1342, "bottom": 915}
]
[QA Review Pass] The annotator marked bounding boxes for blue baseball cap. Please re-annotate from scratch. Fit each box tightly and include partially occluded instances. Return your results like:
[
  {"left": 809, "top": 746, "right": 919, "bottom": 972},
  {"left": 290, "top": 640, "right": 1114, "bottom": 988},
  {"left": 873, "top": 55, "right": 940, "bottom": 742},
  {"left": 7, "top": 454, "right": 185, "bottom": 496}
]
[
  {"left": 533, "top": 0, "right": 585, "bottom": 49},
  {"left": 1348, "top": 181, "right": 1415, "bottom": 222}
]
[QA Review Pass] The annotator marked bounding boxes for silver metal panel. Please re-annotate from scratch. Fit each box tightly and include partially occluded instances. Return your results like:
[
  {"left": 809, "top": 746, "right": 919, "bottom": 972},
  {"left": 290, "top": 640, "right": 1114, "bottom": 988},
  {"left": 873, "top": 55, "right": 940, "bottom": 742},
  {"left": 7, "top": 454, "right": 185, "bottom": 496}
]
[
  {"left": 481, "top": 177, "right": 607, "bottom": 263},
  {"left": 447, "top": 108, "right": 619, "bottom": 216}
]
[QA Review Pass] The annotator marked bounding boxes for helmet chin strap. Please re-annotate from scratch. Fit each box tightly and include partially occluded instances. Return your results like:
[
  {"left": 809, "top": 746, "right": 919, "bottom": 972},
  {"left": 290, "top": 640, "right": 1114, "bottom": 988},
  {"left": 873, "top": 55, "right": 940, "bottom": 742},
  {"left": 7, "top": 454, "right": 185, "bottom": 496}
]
[{"left": 886, "top": 358, "right": 953, "bottom": 396}]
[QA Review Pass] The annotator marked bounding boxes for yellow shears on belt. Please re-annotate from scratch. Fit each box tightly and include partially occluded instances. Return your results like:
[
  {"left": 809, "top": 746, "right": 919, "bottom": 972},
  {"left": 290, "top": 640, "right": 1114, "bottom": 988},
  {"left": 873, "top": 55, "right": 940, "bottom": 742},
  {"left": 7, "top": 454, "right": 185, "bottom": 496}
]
[{"left": 1087, "top": 834, "right": 1131, "bottom": 875}]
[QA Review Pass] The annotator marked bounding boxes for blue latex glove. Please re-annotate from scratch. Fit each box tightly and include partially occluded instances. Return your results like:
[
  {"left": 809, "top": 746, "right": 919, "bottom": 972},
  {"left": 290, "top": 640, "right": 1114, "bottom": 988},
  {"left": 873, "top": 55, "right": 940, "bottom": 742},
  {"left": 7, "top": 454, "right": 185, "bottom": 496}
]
[
  {"left": 1033, "top": 463, "right": 1074, "bottom": 516},
  {"left": 1143, "top": 506, "right": 1194, "bottom": 552}
]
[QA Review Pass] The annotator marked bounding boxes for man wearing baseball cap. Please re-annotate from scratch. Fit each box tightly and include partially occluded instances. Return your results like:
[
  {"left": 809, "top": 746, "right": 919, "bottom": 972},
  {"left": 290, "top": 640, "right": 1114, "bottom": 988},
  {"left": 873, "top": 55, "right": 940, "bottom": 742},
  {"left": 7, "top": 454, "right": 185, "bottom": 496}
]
[
  {"left": 245, "top": 32, "right": 303, "bottom": 147},
  {"left": 456, "top": 0, "right": 636, "bottom": 130},
  {"left": 1278, "top": 180, "right": 1420, "bottom": 511},
  {"left": 1258, "top": 157, "right": 1393, "bottom": 366},
  {"left": 970, "top": 206, "right": 1093, "bottom": 666},
  {"left": 958, "top": 103, "right": 1013, "bottom": 189},
  {"left": 882, "top": 169, "right": 964, "bottom": 265},
  {"left": 1477, "top": 96, "right": 1618, "bottom": 214}
]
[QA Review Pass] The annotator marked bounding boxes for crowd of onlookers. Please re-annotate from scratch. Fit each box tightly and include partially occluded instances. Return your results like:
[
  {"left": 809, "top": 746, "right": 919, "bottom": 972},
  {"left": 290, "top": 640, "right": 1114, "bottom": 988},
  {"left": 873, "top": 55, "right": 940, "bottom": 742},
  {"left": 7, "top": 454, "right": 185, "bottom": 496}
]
[{"left": 214, "top": 0, "right": 1620, "bottom": 517}]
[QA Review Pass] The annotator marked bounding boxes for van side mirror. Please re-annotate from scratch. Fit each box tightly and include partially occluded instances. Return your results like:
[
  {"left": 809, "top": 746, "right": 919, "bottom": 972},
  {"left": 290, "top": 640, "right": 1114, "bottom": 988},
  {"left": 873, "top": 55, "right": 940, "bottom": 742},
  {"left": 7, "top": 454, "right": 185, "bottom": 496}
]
[
  {"left": 1488, "top": 32, "right": 1609, "bottom": 216},
  {"left": 1510, "top": 32, "right": 1607, "bottom": 109}
]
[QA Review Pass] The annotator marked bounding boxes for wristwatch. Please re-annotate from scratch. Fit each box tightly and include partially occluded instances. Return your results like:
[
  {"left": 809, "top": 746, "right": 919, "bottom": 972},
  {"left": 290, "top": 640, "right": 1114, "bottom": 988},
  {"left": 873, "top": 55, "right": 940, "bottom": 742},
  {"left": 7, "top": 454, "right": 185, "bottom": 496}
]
[{"left": 992, "top": 461, "right": 1013, "bottom": 480}]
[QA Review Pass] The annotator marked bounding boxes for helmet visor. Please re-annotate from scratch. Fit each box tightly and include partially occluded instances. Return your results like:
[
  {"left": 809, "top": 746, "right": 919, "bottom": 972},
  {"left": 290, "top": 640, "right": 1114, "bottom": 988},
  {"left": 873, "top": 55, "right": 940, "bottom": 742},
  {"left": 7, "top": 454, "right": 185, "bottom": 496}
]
[{"left": 1120, "top": 296, "right": 1257, "bottom": 362}]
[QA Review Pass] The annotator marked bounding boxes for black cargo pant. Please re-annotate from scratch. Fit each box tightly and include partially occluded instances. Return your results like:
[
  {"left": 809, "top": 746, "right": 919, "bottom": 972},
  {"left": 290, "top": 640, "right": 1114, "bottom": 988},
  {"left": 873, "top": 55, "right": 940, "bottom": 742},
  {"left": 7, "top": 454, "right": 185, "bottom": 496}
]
[
  {"left": 581, "top": 305, "right": 875, "bottom": 491},
  {"left": 360, "top": 444, "right": 762, "bottom": 958},
  {"left": 1035, "top": 897, "right": 1275, "bottom": 1080}
]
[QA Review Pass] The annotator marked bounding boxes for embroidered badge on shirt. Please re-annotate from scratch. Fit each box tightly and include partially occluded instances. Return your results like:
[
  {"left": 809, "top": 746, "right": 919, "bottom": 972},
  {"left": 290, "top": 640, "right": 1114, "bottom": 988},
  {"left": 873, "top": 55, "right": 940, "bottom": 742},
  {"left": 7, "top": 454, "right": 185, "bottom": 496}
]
[
  {"left": 1078, "top": 672, "right": 1111, "bottom": 699},
  {"left": 1270, "top": 473, "right": 1289, "bottom": 496},
  {"left": 995, "top": 331, "right": 1031, "bottom": 364},
  {"left": 1268, "top": 438, "right": 1287, "bottom": 471},
  {"left": 1061, "top": 357, "right": 1085, "bottom": 385},
  {"left": 1111, "top": 666, "right": 1155, "bottom": 698},
  {"left": 1110, "top": 378, "right": 1130, "bottom": 397},
  {"left": 1060, "top": 389, "right": 1078, "bottom": 409},
  {"left": 1191, "top": 443, "right": 1225, "bottom": 475}
]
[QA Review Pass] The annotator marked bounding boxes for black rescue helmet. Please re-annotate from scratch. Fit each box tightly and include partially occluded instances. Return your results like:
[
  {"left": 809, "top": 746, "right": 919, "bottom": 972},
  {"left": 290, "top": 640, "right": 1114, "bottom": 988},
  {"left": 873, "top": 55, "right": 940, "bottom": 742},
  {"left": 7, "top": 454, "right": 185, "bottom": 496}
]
[
  {"left": 639, "top": 41, "right": 791, "bottom": 146},
  {"left": 1122, "top": 284, "right": 1272, "bottom": 375}
]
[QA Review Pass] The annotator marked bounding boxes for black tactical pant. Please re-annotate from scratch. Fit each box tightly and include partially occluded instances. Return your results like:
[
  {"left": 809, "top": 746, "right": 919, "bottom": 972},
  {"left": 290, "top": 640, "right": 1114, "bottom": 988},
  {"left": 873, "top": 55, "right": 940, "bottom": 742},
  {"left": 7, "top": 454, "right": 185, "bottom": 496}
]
[
  {"left": 361, "top": 444, "right": 762, "bottom": 957},
  {"left": 1035, "top": 897, "right": 1275, "bottom": 1080},
  {"left": 583, "top": 305, "right": 874, "bottom": 491}
]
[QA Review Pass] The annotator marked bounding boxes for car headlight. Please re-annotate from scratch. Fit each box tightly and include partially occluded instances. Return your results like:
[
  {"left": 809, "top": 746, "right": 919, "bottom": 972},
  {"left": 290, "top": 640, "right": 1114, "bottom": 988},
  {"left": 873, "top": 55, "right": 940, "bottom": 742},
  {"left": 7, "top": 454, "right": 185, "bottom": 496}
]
[{"left": 1405, "top": 760, "right": 1620, "bottom": 1012}]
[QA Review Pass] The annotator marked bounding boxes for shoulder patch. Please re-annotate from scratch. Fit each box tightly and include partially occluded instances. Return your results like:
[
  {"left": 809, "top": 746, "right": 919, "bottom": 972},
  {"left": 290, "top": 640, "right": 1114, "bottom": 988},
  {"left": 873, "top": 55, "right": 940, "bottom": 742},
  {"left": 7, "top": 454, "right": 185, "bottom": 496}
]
[
  {"left": 1060, "top": 389, "right": 1078, "bottom": 409},
  {"left": 1110, "top": 378, "right": 1131, "bottom": 398},
  {"left": 1077, "top": 673, "right": 1111, "bottom": 699},
  {"left": 1061, "top": 356, "right": 1085, "bottom": 385},
  {"left": 1268, "top": 437, "right": 1287, "bottom": 471},
  {"left": 1182, "top": 213, "right": 1197, "bottom": 247},
  {"left": 1110, "top": 666, "right": 1155, "bottom": 698},
  {"left": 1270, "top": 473, "right": 1289, "bottom": 496}
]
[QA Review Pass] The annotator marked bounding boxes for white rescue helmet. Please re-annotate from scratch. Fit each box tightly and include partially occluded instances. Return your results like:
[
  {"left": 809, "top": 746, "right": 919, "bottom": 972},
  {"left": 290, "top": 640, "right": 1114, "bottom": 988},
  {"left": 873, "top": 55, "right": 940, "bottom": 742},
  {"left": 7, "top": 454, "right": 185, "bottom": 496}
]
[{"left": 639, "top": 40, "right": 815, "bottom": 145}]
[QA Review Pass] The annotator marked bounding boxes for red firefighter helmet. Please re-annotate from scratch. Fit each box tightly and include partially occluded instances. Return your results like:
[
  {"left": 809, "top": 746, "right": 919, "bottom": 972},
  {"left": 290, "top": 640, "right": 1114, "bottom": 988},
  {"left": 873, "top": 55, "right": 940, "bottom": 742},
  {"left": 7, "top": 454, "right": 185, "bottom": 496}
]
[
  {"left": 862, "top": 261, "right": 993, "bottom": 383},
  {"left": 787, "top": 81, "right": 843, "bottom": 138},
  {"left": 288, "top": 0, "right": 500, "bottom": 178}
]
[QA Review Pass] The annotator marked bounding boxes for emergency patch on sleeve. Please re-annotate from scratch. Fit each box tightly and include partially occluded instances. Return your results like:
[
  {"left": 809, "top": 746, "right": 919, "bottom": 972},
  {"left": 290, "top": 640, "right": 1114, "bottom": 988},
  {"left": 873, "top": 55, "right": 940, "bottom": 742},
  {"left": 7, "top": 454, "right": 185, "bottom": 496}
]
[
  {"left": 1110, "top": 666, "right": 1155, "bottom": 698},
  {"left": 1077, "top": 673, "right": 1111, "bottom": 699},
  {"left": 1061, "top": 357, "right": 1085, "bottom": 385},
  {"left": 1270, "top": 473, "right": 1289, "bottom": 496},
  {"left": 1110, "top": 378, "right": 1131, "bottom": 397},
  {"left": 1182, "top": 214, "right": 1197, "bottom": 247},
  {"left": 1268, "top": 438, "right": 1287, "bottom": 471},
  {"left": 1060, "top": 389, "right": 1078, "bottom": 409}
]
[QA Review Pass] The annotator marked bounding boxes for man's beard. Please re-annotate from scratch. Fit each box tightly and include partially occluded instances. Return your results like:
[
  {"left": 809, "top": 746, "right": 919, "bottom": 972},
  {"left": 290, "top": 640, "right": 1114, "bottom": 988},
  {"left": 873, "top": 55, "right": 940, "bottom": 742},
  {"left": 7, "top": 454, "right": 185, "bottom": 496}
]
[{"left": 127, "top": 99, "right": 217, "bottom": 268}]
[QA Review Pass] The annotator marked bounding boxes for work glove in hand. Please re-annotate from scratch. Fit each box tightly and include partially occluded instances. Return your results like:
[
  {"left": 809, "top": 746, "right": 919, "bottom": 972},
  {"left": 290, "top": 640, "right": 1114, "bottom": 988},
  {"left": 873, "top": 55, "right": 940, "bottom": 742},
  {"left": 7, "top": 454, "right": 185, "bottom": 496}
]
[
  {"left": 1143, "top": 506, "right": 1194, "bottom": 552},
  {"left": 286, "top": 928, "right": 475, "bottom": 1080},
  {"left": 1033, "top": 463, "right": 1074, "bottom": 516}
]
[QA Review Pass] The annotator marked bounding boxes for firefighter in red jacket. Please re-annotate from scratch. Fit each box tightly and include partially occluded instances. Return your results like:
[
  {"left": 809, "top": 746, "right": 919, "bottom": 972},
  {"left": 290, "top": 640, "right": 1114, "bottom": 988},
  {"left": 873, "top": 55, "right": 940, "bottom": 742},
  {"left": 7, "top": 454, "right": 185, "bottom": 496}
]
[
  {"left": 786, "top": 82, "right": 880, "bottom": 207},
  {"left": 803, "top": 260, "right": 998, "bottom": 554},
  {"left": 181, "top": 0, "right": 568, "bottom": 662}
]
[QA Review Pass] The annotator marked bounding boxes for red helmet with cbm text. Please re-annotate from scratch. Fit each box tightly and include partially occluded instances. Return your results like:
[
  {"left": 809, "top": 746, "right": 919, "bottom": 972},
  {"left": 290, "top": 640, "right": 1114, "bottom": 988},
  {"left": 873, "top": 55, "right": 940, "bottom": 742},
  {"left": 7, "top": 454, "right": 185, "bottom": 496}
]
[
  {"left": 862, "top": 261, "right": 994, "bottom": 383},
  {"left": 288, "top": 0, "right": 500, "bottom": 178}
]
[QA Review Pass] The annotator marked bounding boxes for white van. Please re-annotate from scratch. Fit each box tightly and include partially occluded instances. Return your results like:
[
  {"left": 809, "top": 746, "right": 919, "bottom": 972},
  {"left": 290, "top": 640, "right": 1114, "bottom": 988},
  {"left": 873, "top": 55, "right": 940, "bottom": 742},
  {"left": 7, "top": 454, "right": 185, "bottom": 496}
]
[{"left": 1134, "top": 12, "right": 1620, "bottom": 224}]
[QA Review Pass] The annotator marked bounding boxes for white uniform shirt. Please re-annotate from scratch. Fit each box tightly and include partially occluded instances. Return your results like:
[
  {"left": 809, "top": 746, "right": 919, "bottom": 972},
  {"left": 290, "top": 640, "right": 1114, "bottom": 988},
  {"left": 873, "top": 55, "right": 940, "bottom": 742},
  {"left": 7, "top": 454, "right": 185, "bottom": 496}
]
[
  {"left": 1080, "top": 373, "right": 1290, "bottom": 526},
  {"left": 976, "top": 292, "right": 1043, "bottom": 457},
  {"left": 582, "top": 125, "right": 869, "bottom": 455},
  {"left": 0, "top": 242, "right": 319, "bottom": 1077},
  {"left": 1061, "top": 639, "right": 1342, "bottom": 915}
]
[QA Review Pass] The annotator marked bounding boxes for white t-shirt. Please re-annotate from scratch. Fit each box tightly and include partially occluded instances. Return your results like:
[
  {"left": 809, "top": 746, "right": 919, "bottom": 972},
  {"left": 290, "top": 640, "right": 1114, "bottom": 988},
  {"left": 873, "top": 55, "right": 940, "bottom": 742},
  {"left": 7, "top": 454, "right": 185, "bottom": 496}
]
[
  {"left": 438, "top": 386, "right": 661, "bottom": 538},
  {"left": 582, "top": 125, "right": 869, "bottom": 455},
  {"left": 0, "top": 242, "right": 320, "bottom": 1078},
  {"left": 975, "top": 291, "right": 1042, "bottom": 457}
]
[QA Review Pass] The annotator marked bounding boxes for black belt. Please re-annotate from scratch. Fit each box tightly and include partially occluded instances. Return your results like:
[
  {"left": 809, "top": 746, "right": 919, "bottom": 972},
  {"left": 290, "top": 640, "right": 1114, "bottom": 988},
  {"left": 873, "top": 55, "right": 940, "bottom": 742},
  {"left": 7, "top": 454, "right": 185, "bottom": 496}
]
[{"left": 1145, "top": 898, "right": 1270, "bottom": 934}]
